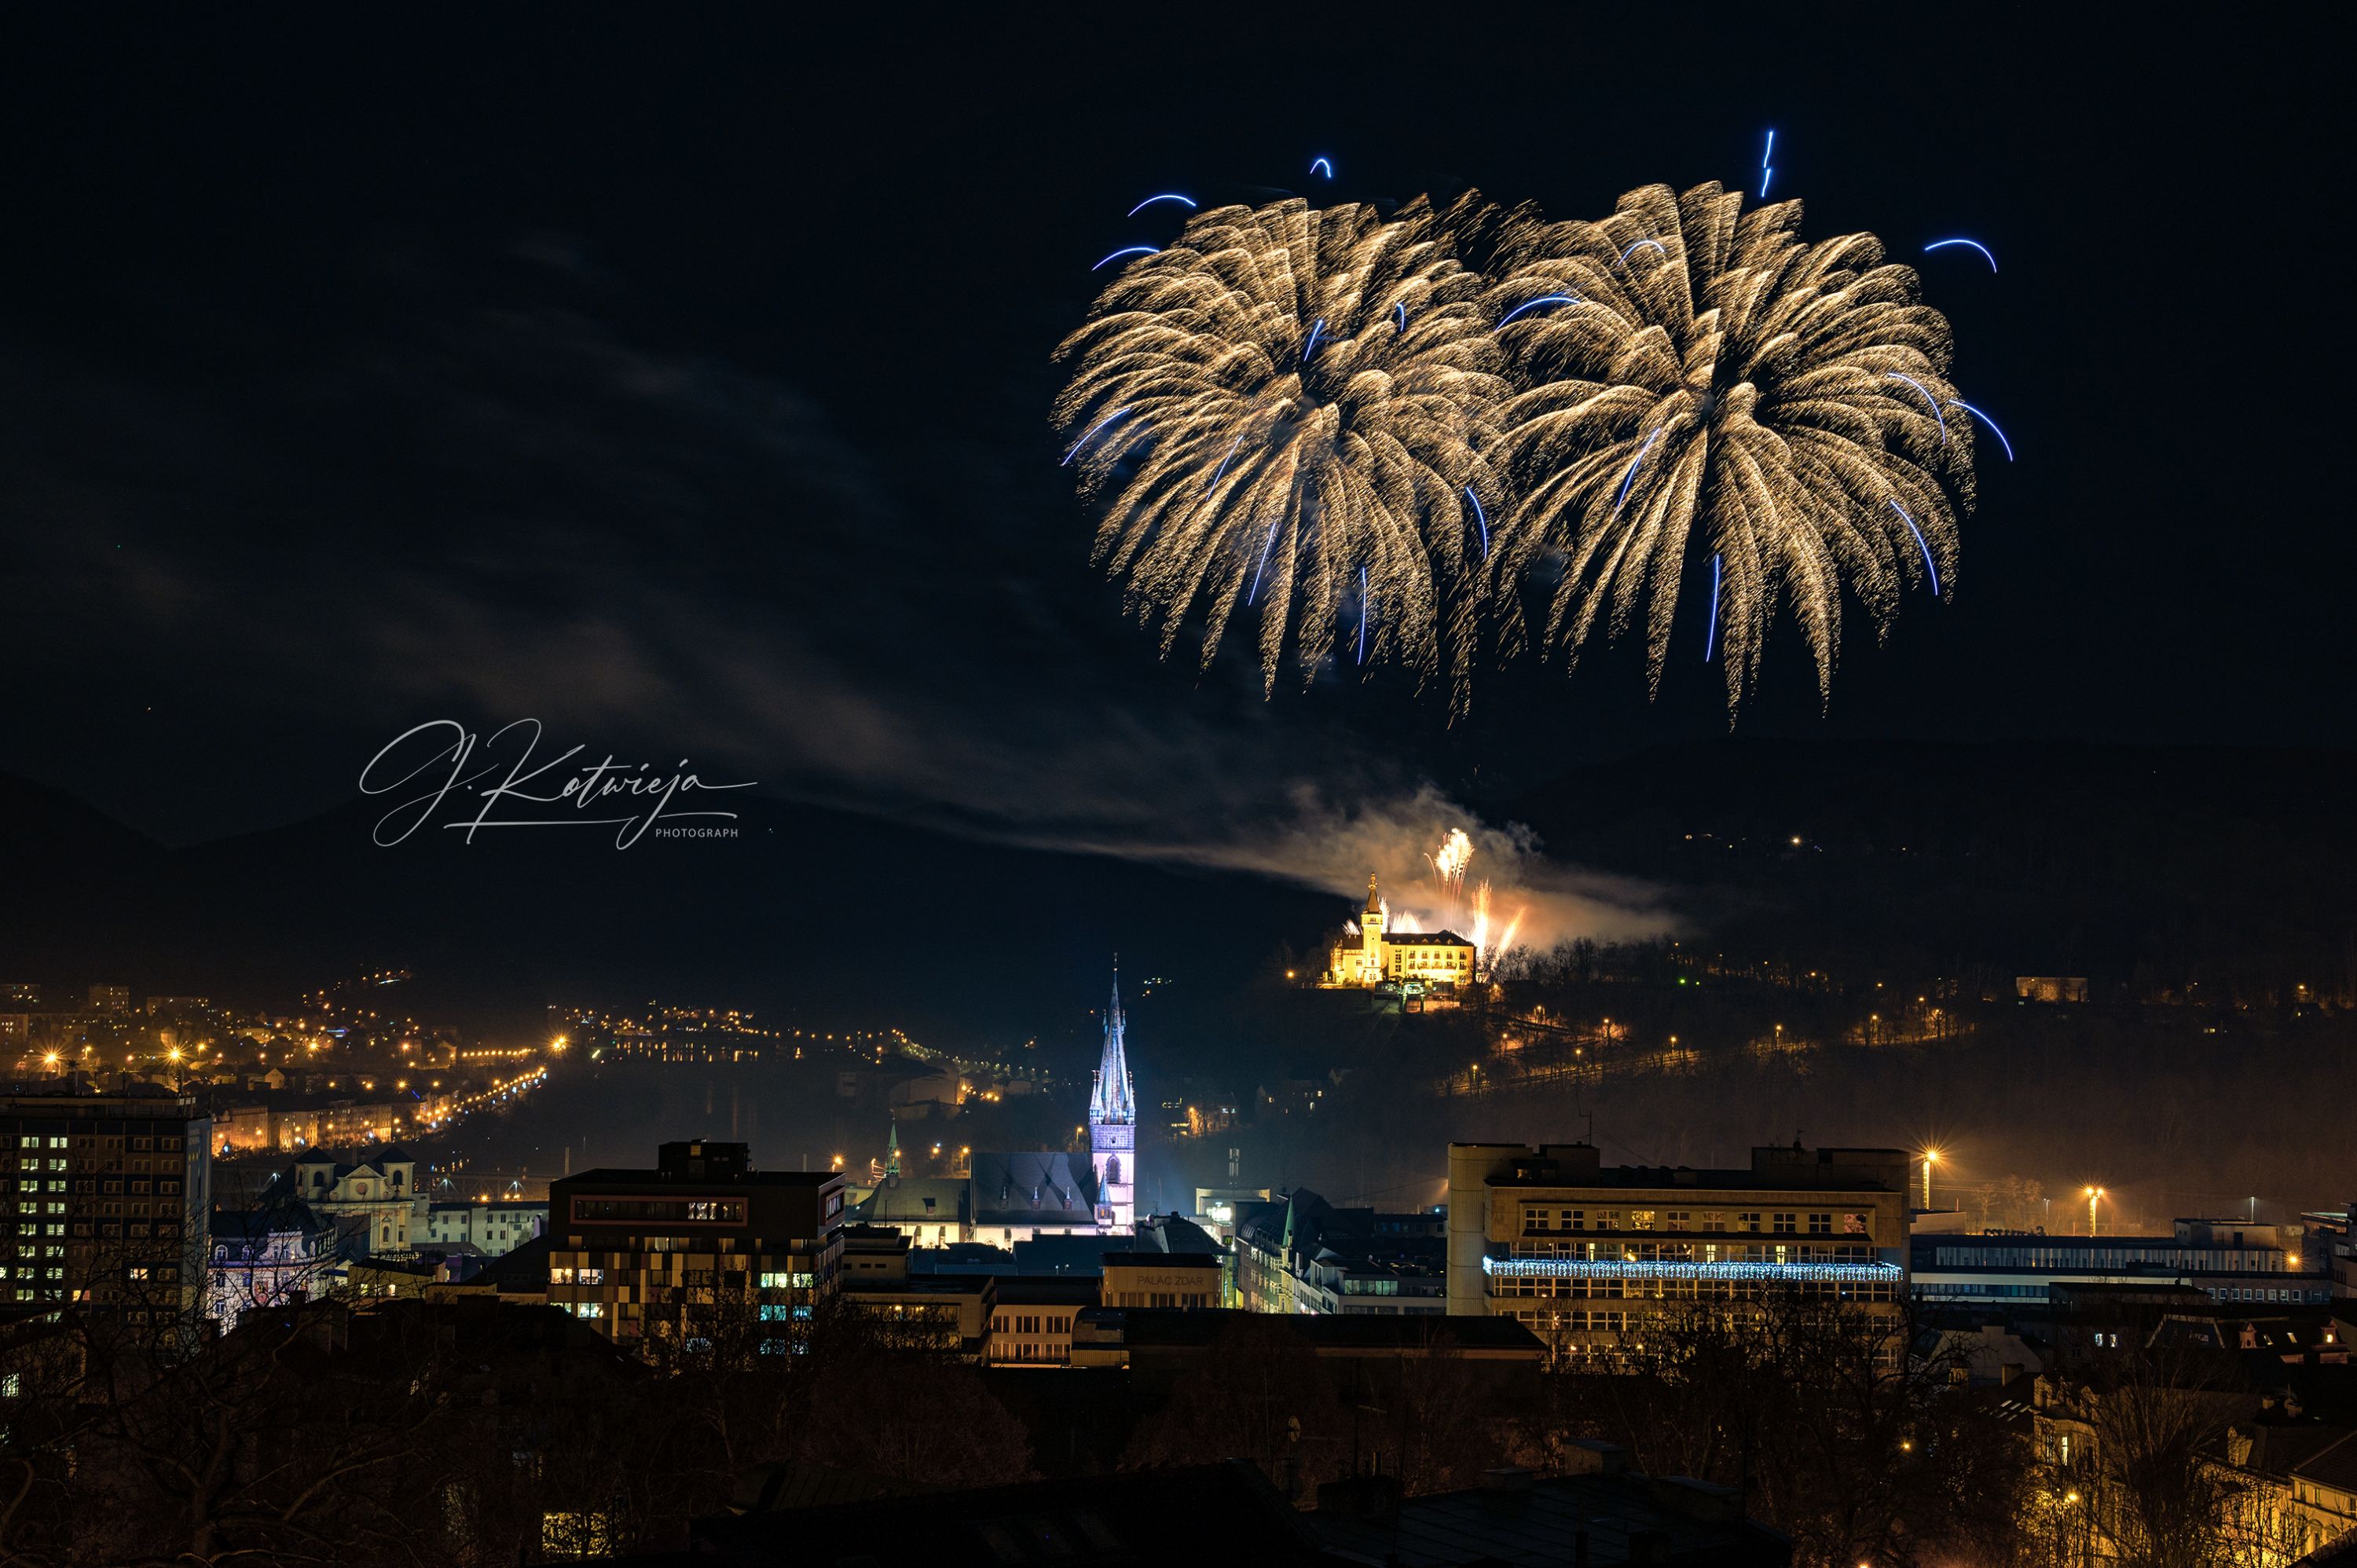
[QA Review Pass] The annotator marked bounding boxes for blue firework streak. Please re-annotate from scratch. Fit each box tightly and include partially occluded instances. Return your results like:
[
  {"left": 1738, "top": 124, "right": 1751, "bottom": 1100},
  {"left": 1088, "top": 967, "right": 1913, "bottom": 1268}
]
[
  {"left": 1945, "top": 399, "right": 2014, "bottom": 461},
  {"left": 1092, "top": 245, "right": 1159, "bottom": 271},
  {"left": 1923, "top": 238, "right": 1997, "bottom": 272},
  {"left": 1889, "top": 500, "right": 1941, "bottom": 595},
  {"left": 1703, "top": 553, "right": 1722, "bottom": 661}
]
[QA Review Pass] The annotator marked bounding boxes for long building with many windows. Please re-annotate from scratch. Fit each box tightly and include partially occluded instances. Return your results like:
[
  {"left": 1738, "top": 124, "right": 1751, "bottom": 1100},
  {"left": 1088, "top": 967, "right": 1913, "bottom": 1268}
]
[
  {"left": 1910, "top": 1218, "right": 2333, "bottom": 1306},
  {"left": 1447, "top": 1141, "right": 1912, "bottom": 1365},
  {"left": 546, "top": 1140, "right": 846, "bottom": 1347}
]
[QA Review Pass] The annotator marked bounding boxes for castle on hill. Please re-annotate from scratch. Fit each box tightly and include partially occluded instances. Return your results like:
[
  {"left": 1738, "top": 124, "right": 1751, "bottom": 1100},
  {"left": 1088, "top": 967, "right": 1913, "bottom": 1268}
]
[{"left": 1325, "top": 875, "right": 1475, "bottom": 989}]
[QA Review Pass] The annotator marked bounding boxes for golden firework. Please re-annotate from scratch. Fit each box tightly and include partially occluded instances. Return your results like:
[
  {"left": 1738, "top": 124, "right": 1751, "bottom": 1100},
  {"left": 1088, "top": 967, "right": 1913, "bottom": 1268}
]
[
  {"left": 1486, "top": 181, "right": 1971, "bottom": 714},
  {"left": 1056, "top": 197, "right": 1509, "bottom": 709}
]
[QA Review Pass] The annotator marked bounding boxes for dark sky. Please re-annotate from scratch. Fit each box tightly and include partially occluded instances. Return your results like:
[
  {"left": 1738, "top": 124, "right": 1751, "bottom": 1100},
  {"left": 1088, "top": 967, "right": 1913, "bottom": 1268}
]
[{"left": 0, "top": 10, "right": 2340, "bottom": 853}]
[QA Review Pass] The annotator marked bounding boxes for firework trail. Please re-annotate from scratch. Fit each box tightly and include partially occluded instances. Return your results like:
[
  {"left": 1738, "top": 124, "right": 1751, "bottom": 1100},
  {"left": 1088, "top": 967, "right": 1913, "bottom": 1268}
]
[
  {"left": 1469, "top": 878, "right": 1528, "bottom": 979},
  {"left": 1056, "top": 197, "right": 1509, "bottom": 709},
  {"left": 1428, "top": 828, "right": 1473, "bottom": 907},
  {"left": 1486, "top": 181, "right": 1972, "bottom": 716}
]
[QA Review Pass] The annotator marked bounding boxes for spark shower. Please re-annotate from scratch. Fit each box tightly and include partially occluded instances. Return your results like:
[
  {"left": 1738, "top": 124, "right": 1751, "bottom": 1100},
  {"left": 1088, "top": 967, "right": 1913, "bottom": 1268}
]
[{"left": 1057, "top": 179, "right": 2003, "bottom": 719}]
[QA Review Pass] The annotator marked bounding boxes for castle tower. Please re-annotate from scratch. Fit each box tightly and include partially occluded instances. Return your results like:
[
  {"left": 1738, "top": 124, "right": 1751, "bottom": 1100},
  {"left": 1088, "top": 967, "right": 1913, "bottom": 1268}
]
[
  {"left": 1361, "top": 874, "right": 1387, "bottom": 981},
  {"left": 1089, "top": 967, "right": 1136, "bottom": 1232}
]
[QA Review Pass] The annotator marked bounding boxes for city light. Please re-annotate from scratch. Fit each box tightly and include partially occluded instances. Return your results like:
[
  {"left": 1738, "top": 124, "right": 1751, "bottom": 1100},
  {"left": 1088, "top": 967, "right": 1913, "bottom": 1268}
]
[
  {"left": 2084, "top": 1185, "right": 2106, "bottom": 1236},
  {"left": 1921, "top": 1149, "right": 1941, "bottom": 1211},
  {"left": 1484, "top": 1257, "right": 1903, "bottom": 1284}
]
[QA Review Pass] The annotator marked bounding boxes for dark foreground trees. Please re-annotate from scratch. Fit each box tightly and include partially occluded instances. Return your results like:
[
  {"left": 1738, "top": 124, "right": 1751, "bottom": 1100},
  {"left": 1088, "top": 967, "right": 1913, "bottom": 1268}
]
[
  {"left": 0, "top": 1295, "right": 1033, "bottom": 1566},
  {"left": 1538, "top": 1295, "right": 2043, "bottom": 1568}
]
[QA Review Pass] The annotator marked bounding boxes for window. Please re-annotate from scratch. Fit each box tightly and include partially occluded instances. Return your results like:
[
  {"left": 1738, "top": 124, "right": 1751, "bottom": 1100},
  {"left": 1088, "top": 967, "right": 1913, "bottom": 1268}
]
[
  {"left": 570, "top": 1302, "right": 603, "bottom": 1320},
  {"left": 1738, "top": 1212, "right": 1761, "bottom": 1233},
  {"left": 1844, "top": 1213, "right": 1871, "bottom": 1236},
  {"left": 1628, "top": 1211, "right": 1655, "bottom": 1232},
  {"left": 549, "top": 1266, "right": 575, "bottom": 1284},
  {"left": 577, "top": 1267, "right": 603, "bottom": 1285},
  {"left": 1772, "top": 1213, "right": 1797, "bottom": 1235},
  {"left": 1808, "top": 1213, "right": 1832, "bottom": 1235}
]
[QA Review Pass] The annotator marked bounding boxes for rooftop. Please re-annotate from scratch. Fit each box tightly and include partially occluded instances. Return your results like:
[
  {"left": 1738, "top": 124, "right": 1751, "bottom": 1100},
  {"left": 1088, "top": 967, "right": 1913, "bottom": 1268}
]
[{"left": 558, "top": 1167, "right": 840, "bottom": 1189}]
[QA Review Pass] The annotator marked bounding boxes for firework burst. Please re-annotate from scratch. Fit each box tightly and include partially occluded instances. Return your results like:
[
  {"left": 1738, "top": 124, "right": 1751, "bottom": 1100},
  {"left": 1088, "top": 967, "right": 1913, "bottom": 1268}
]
[
  {"left": 1055, "top": 197, "right": 1510, "bottom": 709},
  {"left": 1486, "top": 181, "right": 1972, "bottom": 713},
  {"left": 1428, "top": 828, "right": 1473, "bottom": 907}
]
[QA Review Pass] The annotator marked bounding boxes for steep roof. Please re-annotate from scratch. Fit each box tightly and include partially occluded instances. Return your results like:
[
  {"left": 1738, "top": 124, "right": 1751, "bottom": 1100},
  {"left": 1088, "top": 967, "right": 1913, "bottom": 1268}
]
[
  {"left": 971, "top": 1151, "right": 1098, "bottom": 1226},
  {"left": 857, "top": 1176, "right": 970, "bottom": 1225},
  {"left": 1088, "top": 970, "right": 1135, "bottom": 1127}
]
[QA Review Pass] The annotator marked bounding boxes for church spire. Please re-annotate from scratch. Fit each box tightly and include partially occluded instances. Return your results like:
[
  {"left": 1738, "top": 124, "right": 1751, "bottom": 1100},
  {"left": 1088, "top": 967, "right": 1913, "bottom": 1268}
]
[
  {"left": 1090, "top": 965, "right": 1134, "bottom": 1127},
  {"left": 885, "top": 1116, "right": 900, "bottom": 1179}
]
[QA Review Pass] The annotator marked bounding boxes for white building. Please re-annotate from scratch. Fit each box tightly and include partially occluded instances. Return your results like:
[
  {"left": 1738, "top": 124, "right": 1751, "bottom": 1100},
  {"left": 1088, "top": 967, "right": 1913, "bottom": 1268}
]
[{"left": 412, "top": 1198, "right": 548, "bottom": 1258}]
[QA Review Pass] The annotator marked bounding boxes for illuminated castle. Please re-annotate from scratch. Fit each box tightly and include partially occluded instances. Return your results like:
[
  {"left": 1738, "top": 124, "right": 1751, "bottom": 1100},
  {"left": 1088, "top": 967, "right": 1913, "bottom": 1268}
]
[
  {"left": 1326, "top": 875, "right": 1476, "bottom": 988},
  {"left": 1089, "top": 969, "right": 1135, "bottom": 1231}
]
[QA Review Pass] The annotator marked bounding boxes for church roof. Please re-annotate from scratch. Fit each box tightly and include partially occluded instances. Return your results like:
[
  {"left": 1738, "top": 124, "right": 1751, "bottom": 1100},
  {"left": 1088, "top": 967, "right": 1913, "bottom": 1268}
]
[
  {"left": 970, "top": 1151, "right": 1098, "bottom": 1226},
  {"left": 856, "top": 1176, "right": 968, "bottom": 1225}
]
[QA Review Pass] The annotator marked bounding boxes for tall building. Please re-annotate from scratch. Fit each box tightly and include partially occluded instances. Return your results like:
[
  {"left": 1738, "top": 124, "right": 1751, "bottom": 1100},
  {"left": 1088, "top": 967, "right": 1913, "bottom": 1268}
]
[
  {"left": 1325, "top": 876, "right": 1476, "bottom": 988},
  {"left": 1089, "top": 969, "right": 1135, "bottom": 1233},
  {"left": 86, "top": 984, "right": 131, "bottom": 1014},
  {"left": 547, "top": 1139, "right": 847, "bottom": 1345},
  {"left": 1447, "top": 1141, "right": 1912, "bottom": 1366},
  {"left": 1, "top": 1083, "right": 212, "bottom": 1331}
]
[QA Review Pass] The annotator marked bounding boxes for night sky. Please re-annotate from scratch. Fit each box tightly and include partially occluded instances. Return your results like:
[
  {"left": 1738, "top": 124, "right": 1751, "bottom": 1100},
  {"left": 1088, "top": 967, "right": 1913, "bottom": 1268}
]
[{"left": 0, "top": 11, "right": 2341, "bottom": 852}]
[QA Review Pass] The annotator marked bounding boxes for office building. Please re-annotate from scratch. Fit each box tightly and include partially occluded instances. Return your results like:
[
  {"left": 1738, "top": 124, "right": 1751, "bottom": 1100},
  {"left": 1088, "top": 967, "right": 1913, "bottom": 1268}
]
[
  {"left": 1447, "top": 1141, "right": 1911, "bottom": 1365},
  {"left": 548, "top": 1139, "right": 847, "bottom": 1346}
]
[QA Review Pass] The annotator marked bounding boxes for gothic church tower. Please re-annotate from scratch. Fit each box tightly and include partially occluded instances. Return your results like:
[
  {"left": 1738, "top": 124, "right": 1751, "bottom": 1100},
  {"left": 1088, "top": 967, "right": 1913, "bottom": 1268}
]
[{"left": 1089, "top": 966, "right": 1136, "bottom": 1232}]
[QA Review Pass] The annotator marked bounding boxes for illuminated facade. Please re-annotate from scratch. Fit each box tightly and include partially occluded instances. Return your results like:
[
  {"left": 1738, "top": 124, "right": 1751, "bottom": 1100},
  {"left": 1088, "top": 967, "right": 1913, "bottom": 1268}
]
[
  {"left": 1448, "top": 1141, "right": 1912, "bottom": 1365},
  {"left": 1325, "top": 876, "right": 1475, "bottom": 988},
  {"left": 289, "top": 1145, "right": 417, "bottom": 1255},
  {"left": 1089, "top": 970, "right": 1135, "bottom": 1232}
]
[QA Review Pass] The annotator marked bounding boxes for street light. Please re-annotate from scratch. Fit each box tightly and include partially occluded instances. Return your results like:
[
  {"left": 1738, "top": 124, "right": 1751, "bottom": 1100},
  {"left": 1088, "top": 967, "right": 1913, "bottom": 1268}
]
[
  {"left": 2084, "top": 1185, "right": 2106, "bottom": 1236},
  {"left": 1921, "top": 1149, "right": 1941, "bottom": 1211}
]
